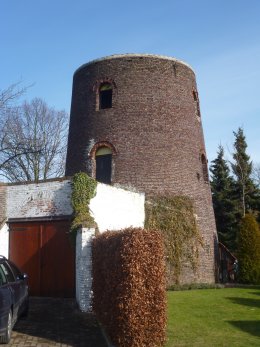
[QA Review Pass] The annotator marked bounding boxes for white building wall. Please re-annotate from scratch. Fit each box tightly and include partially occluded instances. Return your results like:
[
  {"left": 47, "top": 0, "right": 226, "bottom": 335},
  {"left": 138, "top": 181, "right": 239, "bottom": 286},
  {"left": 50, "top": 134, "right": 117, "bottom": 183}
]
[
  {"left": 6, "top": 179, "right": 145, "bottom": 232},
  {"left": 4, "top": 178, "right": 145, "bottom": 311},
  {"left": 75, "top": 185, "right": 145, "bottom": 311},
  {"left": 90, "top": 183, "right": 145, "bottom": 232},
  {"left": 0, "top": 223, "right": 9, "bottom": 258},
  {"left": 76, "top": 228, "right": 95, "bottom": 312}
]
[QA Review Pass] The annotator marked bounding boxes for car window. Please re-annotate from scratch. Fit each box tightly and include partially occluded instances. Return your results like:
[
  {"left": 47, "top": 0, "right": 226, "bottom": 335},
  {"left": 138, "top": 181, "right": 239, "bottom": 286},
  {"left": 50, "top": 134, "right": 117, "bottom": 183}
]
[
  {"left": 0, "top": 265, "right": 7, "bottom": 285},
  {"left": 1, "top": 262, "right": 15, "bottom": 282},
  {"left": 7, "top": 261, "right": 22, "bottom": 279}
]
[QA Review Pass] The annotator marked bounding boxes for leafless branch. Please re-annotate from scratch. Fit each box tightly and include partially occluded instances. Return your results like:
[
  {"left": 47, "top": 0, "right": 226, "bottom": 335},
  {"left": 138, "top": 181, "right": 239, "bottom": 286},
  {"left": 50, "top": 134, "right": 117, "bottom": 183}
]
[{"left": 0, "top": 97, "right": 68, "bottom": 182}]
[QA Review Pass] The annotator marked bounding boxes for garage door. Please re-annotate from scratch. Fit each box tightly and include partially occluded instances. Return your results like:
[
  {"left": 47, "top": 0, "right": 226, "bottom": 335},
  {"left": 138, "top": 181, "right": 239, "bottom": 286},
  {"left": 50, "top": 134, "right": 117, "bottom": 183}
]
[{"left": 9, "top": 220, "right": 75, "bottom": 298}]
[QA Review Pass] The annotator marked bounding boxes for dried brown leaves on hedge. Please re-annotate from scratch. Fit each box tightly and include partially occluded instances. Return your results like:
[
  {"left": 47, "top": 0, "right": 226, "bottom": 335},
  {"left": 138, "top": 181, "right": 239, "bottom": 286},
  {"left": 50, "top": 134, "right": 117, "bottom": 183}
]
[
  {"left": 145, "top": 196, "right": 203, "bottom": 284},
  {"left": 92, "top": 228, "right": 166, "bottom": 347}
]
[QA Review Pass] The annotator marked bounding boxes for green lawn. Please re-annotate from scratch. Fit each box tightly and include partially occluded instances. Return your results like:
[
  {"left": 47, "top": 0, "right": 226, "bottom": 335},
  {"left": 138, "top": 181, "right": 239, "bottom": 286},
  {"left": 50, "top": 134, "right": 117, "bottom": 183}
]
[{"left": 166, "top": 287, "right": 260, "bottom": 347}]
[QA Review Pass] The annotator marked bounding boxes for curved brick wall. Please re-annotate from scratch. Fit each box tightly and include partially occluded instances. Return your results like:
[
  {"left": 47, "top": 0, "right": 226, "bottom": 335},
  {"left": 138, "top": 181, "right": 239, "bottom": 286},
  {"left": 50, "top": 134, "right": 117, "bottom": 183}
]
[{"left": 66, "top": 54, "right": 217, "bottom": 283}]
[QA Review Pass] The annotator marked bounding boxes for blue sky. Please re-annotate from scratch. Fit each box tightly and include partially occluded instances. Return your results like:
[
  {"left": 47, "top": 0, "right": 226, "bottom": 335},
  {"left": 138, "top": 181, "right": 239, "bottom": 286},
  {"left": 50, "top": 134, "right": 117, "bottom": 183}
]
[{"left": 1, "top": 0, "right": 260, "bottom": 164}]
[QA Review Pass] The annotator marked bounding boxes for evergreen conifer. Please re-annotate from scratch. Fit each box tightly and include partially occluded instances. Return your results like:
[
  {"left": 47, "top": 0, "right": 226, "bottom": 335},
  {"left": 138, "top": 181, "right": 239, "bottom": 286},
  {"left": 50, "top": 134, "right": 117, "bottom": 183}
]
[
  {"left": 210, "top": 146, "right": 237, "bottom": 250},
  {"left": 237, "top": 214, "right": 260, "bottom": 284},
  {"left": 232, "top": 128, "right": 259, "bottom": 218}
]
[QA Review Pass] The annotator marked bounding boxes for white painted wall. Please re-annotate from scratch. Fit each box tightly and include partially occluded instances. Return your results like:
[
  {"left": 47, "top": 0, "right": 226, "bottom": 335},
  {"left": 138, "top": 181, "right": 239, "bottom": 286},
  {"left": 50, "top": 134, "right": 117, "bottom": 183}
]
[
  {"left": 76, "top": 184, "right": 145, "bottom": 312},
  {"left": 5, "top": 178, "right": 145, "bottom": 311},
  {"left": 0, "top": 223, "right": 9, "bottom": 258},
  {"left": 76, "top": 228, "right": 95, "bottom": 312},
  {"left": 6, "top": 180, "right": 145, "bottom": 232},
  {"left": 90, "top": 183, "right": 145, "bottom": 232}
]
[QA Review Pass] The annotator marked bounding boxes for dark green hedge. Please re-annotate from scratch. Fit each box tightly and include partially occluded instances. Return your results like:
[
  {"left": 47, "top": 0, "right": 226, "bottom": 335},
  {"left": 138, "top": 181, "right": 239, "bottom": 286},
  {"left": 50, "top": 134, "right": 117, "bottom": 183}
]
[{"left": 92, "top": 228, "right": 166, "bottom": 347}]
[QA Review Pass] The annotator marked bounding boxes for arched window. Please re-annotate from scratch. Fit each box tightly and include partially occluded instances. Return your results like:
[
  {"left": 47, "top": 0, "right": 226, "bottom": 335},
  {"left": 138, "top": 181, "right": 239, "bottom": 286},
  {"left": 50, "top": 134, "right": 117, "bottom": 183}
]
[
  {"left": 95, "top": 147, "right": 112, "bottom": 184},
  {"left": 201, "top": 154, "right": 209, "bottom": 182},
  {"left": 99, "top": 83, "right": 112, "bottom": 109}
]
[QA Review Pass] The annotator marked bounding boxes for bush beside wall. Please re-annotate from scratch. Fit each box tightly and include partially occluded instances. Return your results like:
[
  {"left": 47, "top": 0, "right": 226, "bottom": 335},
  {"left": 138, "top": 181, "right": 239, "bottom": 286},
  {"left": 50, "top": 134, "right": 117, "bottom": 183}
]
[
  {"left": 237, "top": 214, "right": 260, "bottom": 284},
  {"left": 92, "top": 228, "right": 166, "bottom": 347}
]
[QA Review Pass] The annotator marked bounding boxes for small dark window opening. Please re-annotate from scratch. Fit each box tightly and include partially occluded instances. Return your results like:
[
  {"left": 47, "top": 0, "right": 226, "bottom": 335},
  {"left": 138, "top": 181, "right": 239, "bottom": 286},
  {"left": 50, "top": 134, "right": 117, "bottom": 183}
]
[
  {"left": 201, "top": 154, "right": 209, "bottom": 182},
  {"left": 193, "top": 90, "right": 201, "bottom": 118},
  {"left": 95, "top": 147, "right": 112, "bottom": 184},
  {"left": 193, "top": 90, "right": 198, "bottom": 101},
  {"left": 99, "top": 83, "right": 112, "bottom": 109}
]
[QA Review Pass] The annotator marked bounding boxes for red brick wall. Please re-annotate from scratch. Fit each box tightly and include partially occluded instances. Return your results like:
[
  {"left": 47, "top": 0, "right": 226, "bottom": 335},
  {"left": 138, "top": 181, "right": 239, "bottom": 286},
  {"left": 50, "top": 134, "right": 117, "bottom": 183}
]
[{"left": 66, "top": 54, "right": 217, "bottom": 283}]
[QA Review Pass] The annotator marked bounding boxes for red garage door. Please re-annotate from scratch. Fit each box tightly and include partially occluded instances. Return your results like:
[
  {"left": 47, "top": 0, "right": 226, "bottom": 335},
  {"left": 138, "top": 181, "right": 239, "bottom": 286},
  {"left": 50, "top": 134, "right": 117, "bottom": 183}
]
[{"left": 9, "top": 220, "right": 75, "bottom": 298}]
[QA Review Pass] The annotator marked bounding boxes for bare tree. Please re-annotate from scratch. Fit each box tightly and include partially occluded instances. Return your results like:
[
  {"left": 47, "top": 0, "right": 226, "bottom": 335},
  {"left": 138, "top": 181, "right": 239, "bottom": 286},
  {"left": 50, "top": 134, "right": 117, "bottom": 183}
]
[
  {"left": 0, "top": 82, "right": 27, "bottom": 112},
  {"left": 0, "top": 82, "right": 32, "bottom": 176},
  {"left": 0, "top": 98, "right": 68, "bottom": 182}
]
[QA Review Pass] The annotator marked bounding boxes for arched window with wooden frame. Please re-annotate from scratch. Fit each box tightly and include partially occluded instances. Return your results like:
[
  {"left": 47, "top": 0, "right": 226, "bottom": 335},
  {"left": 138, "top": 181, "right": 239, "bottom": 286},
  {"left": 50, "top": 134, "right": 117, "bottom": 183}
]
[
  {"left": 89, "top": 142, "right": 116, "bottom": 184},
  {"left": 95, "top": 147, "right": 112, "bottom": 184}
]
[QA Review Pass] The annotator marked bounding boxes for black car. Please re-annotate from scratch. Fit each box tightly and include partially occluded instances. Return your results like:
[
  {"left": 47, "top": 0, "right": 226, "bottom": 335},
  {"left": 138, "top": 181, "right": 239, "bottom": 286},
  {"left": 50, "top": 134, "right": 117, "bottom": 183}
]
[{"left": 0, "top": 256, "right": 29, "bottom": 344}]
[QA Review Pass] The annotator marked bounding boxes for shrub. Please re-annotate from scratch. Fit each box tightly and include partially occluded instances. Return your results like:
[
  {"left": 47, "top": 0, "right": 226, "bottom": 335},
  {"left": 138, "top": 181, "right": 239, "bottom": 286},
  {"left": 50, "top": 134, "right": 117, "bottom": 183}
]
[
  {"left": 70, "top": 172, "right": 97, "bottom": 242},
  {"left": 237, "top": 214, "right": 260, "bottom": 284},
  {"left": 167, "top": 283, "right": 224, "bottom": 291},
  {"left": 92, "top": 228, "right": 166, "bottom": 347}
]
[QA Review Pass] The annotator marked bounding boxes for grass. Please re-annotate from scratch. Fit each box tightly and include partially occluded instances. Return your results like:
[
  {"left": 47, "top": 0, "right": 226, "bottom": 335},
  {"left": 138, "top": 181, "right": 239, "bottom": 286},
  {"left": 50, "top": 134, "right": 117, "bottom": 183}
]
[{"left": 166, "top": 287, "right": 260, "bottom": 347}]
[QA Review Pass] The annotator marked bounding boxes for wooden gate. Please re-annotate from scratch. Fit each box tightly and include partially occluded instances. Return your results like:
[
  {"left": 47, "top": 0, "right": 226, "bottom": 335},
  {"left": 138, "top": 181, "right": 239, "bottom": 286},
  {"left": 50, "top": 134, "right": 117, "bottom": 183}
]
[{"left": 9, "top": 220, "right": 75, "bottom": 298}]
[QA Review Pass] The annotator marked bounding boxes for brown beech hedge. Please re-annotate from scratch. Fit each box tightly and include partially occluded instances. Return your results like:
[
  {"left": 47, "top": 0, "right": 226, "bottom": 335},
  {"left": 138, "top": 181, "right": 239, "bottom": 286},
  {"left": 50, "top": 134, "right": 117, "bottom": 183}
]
[{"left": 92, "top": 228, "right": 166, "bottom": 347}]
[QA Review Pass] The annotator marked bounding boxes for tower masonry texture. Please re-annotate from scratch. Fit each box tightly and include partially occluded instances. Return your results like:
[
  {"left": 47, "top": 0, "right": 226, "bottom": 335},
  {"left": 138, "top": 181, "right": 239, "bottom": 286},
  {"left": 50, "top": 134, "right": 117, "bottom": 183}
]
[{"left": 66, "top": 54, "right": 217, "bottom": 283}]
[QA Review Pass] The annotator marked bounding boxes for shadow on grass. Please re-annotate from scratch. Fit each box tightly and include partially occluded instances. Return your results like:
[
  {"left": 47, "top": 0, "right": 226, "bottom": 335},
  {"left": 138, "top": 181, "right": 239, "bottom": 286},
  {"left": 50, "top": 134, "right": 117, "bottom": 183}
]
[
  {"left": 227, "top": 321, "right": 260, "bottom": 337},
  {"left": 226, "top": 297, "right": 260, "bottom": 309},
  {"left": 251, "top": 291, "right": 260, "bottom": 296}
]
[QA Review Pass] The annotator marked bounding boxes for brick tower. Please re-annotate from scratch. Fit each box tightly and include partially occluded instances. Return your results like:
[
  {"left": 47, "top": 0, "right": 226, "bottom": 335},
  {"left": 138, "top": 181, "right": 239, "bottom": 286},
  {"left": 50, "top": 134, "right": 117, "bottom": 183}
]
[{"left": 66, "top": 54, "right": 217, "bottom": 283}]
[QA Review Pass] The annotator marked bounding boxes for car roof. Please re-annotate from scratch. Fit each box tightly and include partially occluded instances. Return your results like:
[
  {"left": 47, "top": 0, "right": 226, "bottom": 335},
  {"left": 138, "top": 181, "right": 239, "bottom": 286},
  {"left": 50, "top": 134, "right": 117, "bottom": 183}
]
[{"left": 0, "top": 255, "right": 7, "bottom": 263}]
